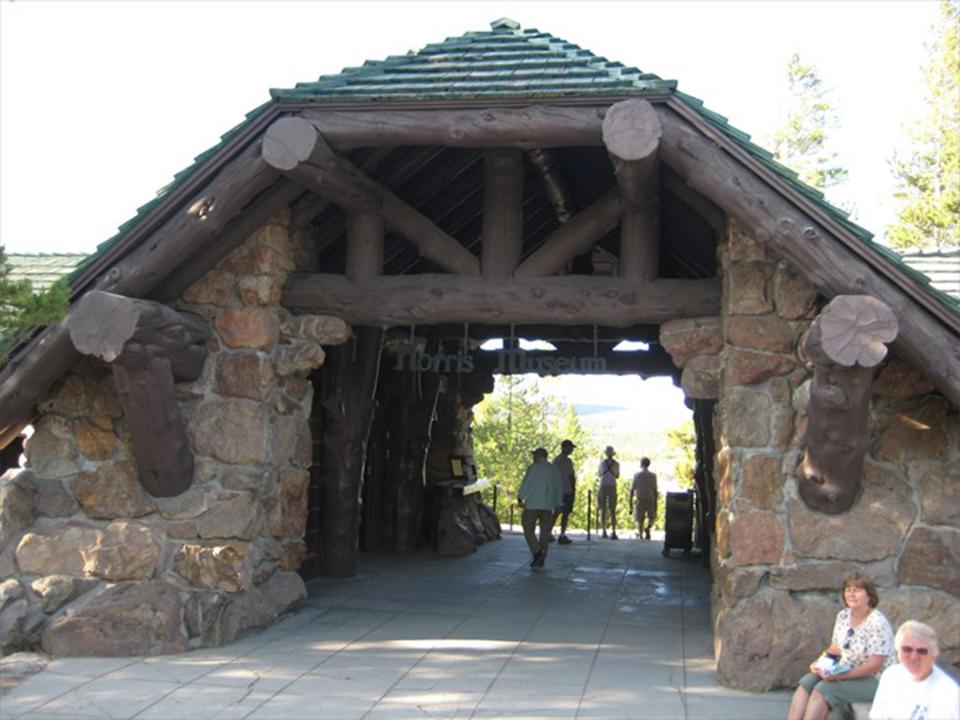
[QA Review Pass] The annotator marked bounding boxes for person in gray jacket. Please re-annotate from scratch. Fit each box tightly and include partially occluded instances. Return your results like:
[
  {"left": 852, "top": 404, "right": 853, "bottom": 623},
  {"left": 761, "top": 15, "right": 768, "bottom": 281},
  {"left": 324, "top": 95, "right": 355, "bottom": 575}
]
[{"left": 518, "top": 447, "right": 563, "bottom": 568}]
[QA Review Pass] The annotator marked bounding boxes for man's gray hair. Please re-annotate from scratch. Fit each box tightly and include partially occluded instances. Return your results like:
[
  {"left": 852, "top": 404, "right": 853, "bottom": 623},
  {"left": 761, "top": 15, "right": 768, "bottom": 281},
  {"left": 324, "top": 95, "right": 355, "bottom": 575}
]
[{"left": 895, "top": 620, "right": 940, "bottom": 656}]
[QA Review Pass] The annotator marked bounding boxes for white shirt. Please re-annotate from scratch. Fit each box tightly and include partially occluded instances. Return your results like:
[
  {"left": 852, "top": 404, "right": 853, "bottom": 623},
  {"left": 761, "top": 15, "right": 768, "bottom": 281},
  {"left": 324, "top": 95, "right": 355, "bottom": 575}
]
[
  {"left": 870, "top": 663, "right": 960, "bottom": 720},
  {"left": 598, "top": 457, "right": 619, "bottom": 488}
]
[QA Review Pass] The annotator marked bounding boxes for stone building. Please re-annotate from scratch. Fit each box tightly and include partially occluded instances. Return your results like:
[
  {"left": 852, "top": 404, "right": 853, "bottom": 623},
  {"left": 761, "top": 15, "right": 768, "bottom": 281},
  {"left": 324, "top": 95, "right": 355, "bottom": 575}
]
[{"left": 0, "top": 19, "right": 956, "bottom": 690}]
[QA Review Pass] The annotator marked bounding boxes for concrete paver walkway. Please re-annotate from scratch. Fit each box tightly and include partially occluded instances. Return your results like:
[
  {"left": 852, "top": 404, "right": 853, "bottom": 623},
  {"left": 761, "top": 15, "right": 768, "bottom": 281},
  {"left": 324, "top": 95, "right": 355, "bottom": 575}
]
[{"left": 0, "top": 532, "right": 789, "bottom": 719}]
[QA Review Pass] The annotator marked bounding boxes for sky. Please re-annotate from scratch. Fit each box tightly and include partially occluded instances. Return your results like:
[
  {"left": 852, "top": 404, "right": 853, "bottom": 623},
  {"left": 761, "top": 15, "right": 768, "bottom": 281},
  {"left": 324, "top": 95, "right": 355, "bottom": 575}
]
[{"left": 0, "top": 0, "right": 942, "bottom": 413}]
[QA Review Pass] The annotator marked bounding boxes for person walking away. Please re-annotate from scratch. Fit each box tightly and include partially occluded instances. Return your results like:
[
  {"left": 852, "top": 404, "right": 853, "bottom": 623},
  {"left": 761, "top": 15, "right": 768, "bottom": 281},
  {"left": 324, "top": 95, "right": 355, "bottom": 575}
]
[
  {"left": 630, "top": 457, "right": 658, "bottom": 540},
  {"left": 597, "top": 445, "right": 620, "bottom": 539},
  {"left": 553, "top": 440, "right": 577, "bottom": 544},
  {"left": 518, "top": 447, "right": 563, "bottom": 568},
  {"left": 870, "top": 620, "right": 959, "bottom": 720}
]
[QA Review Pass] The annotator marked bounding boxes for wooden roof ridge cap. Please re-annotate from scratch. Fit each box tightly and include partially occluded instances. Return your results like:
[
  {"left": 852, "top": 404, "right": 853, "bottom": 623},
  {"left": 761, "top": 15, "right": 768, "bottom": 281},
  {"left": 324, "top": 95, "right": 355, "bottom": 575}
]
[
  {"left": 67, "top": 103, "right": 285, "bottom": 296},
  {"left": 664, "top": 97, "right": 960, "bottom": 334}
]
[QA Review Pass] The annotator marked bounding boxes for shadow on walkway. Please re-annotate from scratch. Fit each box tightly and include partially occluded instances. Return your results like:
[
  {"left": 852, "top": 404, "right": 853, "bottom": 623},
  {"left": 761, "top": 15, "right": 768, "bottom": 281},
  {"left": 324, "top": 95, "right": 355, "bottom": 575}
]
[{"left": 0, "top": 532, "right": 790, "bottom": 719}]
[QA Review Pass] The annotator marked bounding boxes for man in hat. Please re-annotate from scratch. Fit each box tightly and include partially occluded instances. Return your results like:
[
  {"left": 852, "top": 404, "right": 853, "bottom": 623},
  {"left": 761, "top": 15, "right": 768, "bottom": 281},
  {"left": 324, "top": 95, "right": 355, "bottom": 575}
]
[
  {"left": 553, "top": 440, "right": 577, "bottom": 544},
  {"left": 597, "top": 445, "right": 620, "bottom": 539},
  {"left": 518, "top": 447, "right": 563, "bottom": 568}
]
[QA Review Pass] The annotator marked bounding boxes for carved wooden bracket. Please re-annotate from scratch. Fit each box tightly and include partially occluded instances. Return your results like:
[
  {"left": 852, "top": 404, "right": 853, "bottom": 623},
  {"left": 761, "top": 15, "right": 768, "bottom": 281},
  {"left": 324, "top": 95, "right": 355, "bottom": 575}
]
[
  {"left": 799, "top": 295, "right": 898, "bottom": 513},
  {"left": 68, "top": 291, "right": 209, "bottom": 497}
]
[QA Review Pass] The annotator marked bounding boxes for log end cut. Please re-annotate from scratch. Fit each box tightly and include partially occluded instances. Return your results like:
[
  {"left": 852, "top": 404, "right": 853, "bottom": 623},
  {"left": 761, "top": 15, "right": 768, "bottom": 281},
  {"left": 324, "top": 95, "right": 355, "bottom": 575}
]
[{"left": 263, "top": 116, "right": 320, "bottom": 171}]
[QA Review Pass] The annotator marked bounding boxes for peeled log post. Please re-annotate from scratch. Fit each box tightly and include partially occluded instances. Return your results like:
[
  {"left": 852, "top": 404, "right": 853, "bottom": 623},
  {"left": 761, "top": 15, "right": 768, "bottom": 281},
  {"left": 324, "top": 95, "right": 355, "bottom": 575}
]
[
  {"left": 346, "top": 212, "right": 383, "bottom": 282},
  {"left": 284, "top": 274, "right": 720, "bottom": 327},
  {"left": 481, "top": 149, "right": 524, "bottom": 279},
  {"left": 513, "top": 190, "right": 622, "bottom": 279},
  {"left": 603, "top": 99, "right": 662, "bottom": 284},
  {"left": 799, "top": 295, "right": 898, "bottom": 514},
  {"left": 263, "top": 116, "right": 479, "bottom": 276},
  {"left": 387, "top": 343, "right": 443, "bottom": 552},
  {"left": 319, "top": 326, "right": 384, "bottom": 577}
]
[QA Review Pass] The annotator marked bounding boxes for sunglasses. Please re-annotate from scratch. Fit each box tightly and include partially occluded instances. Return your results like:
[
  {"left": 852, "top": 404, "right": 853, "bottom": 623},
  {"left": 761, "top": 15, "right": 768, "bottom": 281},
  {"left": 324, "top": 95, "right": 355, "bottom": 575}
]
[
  {"left": 899, "top": 645, "right": 930, "bottom": 656},
  {"left": 843, "top": 628, "right": 854, "bottom": 650}
]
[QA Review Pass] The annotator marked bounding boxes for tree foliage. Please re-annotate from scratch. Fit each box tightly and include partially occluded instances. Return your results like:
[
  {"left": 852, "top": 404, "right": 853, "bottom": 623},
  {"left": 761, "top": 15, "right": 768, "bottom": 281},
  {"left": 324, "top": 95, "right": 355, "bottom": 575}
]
[
  {"left": 771, "top": 53, "right": 848, "bottom": 192},
  {"left": 666, "top": 419, "right": 696, "bottom": 490},
  {"left": 887, "top": 0, "right": 960, "bottom": 250},
  {"left": 0, "top": 247, "right": 70, "bottom": 364},
  {"left": 473, "top": 375, "right": 594, "bottom": 519}
]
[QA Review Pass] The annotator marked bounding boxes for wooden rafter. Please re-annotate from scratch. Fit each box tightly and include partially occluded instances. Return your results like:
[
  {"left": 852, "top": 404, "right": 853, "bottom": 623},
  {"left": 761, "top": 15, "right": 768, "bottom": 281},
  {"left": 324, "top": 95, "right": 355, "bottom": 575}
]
[{"left": 263, "top": 116, "right": 480, "bottom": 276}]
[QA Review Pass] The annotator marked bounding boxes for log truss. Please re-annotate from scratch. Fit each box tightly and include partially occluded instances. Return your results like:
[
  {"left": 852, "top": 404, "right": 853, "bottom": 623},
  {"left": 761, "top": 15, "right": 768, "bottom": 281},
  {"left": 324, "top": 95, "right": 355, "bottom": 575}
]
[{"left": 2, "top": 93, "right": 958, "bottom": 459}]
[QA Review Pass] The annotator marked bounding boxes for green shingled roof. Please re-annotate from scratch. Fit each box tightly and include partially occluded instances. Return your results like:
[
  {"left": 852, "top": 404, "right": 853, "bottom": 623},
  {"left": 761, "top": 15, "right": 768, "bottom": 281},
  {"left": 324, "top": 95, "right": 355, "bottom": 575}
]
[
  {"left": 272, "top": 18, "right": 676, "bottom": 102},
  {"left": 7, "top": 254, "right": 87, "bottom": 291},
  {"left": 65, "top": 17, "right": 957, "bottom": 317}
]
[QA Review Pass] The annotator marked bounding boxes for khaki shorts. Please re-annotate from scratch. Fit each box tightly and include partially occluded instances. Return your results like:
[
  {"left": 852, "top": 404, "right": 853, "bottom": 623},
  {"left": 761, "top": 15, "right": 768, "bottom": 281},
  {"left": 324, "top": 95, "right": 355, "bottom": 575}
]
[{"left": 598, "top": 485, "right": 617, "bottom": 512}]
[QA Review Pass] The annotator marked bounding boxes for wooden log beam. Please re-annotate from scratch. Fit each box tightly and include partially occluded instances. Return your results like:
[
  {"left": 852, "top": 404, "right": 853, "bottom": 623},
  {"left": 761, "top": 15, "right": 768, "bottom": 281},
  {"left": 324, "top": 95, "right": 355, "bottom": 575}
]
[
  {"left": 656, "top": 104, "right": 960, "bottom": 405},
  {"left": 604, "top": 100, "right": 662, "bottom": 284},
  {"left": 799, "top": 296, "right": 898, "bottom": 514},
  {"left": 100, "top": 141, "right": 280, "bottom": 299},
  {"left": 263, "top": 117, "right": 480, "bottom": 276},
  {"left": 481, "top": 149, "right": 524, "bottom": 279},
  {"left": 300, "top": 105, "right": 608, "bottom": 150},
  {"left": 68, "top": 291, "right": 209, "bottom": 375},
  {"left": 153, "top": 182, "right": 303, "bottom": 303},
  {"left": 284, "top": 274, "right": 720, "bottom": 327},
  {"left": 513, "top": 190, "right": 622, "bottom": 279}
]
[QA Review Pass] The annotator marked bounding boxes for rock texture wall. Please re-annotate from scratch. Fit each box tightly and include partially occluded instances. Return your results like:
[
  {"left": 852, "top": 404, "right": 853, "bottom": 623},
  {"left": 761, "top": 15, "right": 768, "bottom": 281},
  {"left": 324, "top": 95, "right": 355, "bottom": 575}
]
[
  {"left": 0, "top": 210, "right": 349, "bottom": 656},
  {"left": 711, "top": 221, "right": 960, "bottom": 691}
]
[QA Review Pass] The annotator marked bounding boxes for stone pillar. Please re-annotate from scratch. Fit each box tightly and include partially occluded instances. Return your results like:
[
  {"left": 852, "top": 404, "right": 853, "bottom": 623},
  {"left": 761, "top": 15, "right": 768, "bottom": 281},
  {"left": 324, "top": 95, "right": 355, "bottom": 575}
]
[
  {"left": 710, "top": 220, "right": 960, "bottom": 688},
  {"left": 0, "top": 210, "right": 351, "bottom": 656}
]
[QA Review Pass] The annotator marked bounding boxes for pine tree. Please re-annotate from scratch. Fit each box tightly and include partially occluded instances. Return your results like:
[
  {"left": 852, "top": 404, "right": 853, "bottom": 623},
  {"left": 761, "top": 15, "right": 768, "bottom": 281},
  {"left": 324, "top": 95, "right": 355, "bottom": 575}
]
[
  {"left": 770, "top": 53, "right": 848, "bottom": 192},
  {"left": 0, "top": 247, "right": 70, "bottom": 364},
  {"left": 887, "top": 0, "right": 960, "bottom": 250}
]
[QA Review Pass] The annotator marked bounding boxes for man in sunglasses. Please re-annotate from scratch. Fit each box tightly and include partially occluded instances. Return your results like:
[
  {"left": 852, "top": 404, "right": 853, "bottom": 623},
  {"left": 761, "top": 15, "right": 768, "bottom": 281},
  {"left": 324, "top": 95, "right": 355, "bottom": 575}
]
[{"left": 870, "top": 620, "right": 959, "bottom": 720}]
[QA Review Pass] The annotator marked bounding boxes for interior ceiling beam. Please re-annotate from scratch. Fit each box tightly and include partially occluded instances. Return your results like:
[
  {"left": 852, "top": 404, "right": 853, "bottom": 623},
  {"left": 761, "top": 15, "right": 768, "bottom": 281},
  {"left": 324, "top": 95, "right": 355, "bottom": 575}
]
[
  {"left": 263, "top": 117, "right": 480, "bottom": 276},
  {"left": 284, "top": 273, "right": 720, "bottom": 327},
  {"left": 656, "top": 103, "right": 960, "bottom": 405},
  {"left": 299, "top": 105, "right": 608, "bottom": 150}
]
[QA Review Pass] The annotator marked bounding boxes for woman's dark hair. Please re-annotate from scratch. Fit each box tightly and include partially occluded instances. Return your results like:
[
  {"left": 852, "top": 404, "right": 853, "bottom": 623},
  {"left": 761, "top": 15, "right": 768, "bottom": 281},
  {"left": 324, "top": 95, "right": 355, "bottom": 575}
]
[{"left": 842, "top": 574, "right": 880, "bottom": 608}]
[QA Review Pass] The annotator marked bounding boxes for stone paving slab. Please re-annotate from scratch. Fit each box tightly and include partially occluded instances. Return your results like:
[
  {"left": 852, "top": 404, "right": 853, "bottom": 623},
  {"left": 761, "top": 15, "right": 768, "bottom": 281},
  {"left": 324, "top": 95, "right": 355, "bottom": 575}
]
[{"left": 0, "top": 531, "right": 791, "bottom": 719}]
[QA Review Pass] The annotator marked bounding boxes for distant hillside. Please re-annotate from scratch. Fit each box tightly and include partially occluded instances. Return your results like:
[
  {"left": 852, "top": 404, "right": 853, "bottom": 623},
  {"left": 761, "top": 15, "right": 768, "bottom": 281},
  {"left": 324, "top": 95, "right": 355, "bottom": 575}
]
[{"left": 573, "top": 403, "right": 625, "bottom": 416}]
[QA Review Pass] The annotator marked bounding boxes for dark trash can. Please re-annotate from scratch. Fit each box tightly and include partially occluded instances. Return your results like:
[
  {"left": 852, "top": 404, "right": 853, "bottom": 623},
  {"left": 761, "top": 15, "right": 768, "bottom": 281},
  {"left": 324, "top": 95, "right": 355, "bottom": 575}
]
[{"left": 662, "top": 491, "right": 693, "bottom": 557}]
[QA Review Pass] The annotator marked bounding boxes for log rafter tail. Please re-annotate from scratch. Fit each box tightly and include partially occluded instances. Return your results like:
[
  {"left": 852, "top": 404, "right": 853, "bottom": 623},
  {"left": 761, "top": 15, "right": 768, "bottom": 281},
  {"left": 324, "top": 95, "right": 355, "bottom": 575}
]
[
  {"left": 603, "top": 99, "right": 663, "bottom": 284},
  {"left": 67, "top": 291, "right": 209, "bottom": 497},
  {"left": 263, "top": 115, "right": 479, "bottom": 276},
  {"left": 799, "top": 295, "right": 899, "bottom": 514}
]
